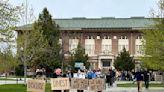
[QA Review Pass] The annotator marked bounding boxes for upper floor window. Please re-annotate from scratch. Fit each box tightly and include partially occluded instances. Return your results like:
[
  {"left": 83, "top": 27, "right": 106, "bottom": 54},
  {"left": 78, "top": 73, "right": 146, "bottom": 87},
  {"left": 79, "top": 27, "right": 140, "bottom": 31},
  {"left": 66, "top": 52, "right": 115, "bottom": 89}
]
[
  {"left": 136, "top": 35, "right": 143, "bottom": 39},
  {"left": 87, "top": 35, "right": 94, "bottom": 39},
  {"left": 85, "top": 39, "right": 95, "bottom": 56},
  {"left": 103, "top": 35, "right": 111, "bottom": 39},
  {"left": 69, "top": 38, "right": 79, "bottom": 53},
  {"left": 119, "top": 35, "right": 127, "bottom": 39}
]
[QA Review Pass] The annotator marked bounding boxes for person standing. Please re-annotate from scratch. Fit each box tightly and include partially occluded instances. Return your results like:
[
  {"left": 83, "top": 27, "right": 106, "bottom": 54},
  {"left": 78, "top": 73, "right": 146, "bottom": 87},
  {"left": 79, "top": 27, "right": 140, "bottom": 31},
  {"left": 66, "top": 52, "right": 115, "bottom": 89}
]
[
  {"left": 53, "top": 68, "right": 70, "bottom": 92},
  {"left": 106, "top": 68, "right": 113, "bottom": 87},
  {"left": 143, "top": 68, "right": 150, "bottom": 89},
  {"left": 134, "top": 68, "right": 143, "bottom": 92}
]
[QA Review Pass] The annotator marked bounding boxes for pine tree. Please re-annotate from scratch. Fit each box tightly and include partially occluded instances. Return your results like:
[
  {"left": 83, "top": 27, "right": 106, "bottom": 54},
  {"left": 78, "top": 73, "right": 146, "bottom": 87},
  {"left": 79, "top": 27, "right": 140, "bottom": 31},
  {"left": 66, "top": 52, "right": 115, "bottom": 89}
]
[
  {"left": 69, "top": 43, "right": 89, "bottom": 71},
  {"left": 114, "top": 48, "right": 135, "bottom": 71},
  {"left": 21, "top": 8, "right": 61, "bottom": 71}
]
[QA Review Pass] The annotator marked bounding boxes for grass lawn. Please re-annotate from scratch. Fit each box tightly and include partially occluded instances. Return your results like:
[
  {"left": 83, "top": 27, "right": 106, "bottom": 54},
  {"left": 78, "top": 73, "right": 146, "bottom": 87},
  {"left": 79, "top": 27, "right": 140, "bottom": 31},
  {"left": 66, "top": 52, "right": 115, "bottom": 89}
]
[
  {"left": 0, "top": 84, "right": 51, "bottom": 92},
  {"left": 0, "top": 78, "right": 16, "bottom": 81},
  {"left": 117, "top": 83, "right": 164, "bottom": 87},
  {"left": 0, "top": 83, "right": 164, "bottom": 92}
]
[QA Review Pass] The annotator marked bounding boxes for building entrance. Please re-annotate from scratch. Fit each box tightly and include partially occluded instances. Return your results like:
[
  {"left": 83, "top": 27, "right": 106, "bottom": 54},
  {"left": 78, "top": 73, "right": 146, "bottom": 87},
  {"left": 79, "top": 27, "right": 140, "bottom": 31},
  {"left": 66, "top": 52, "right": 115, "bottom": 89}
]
[{"left": 101, "top": 59, "right": 112, "bottom": 68}]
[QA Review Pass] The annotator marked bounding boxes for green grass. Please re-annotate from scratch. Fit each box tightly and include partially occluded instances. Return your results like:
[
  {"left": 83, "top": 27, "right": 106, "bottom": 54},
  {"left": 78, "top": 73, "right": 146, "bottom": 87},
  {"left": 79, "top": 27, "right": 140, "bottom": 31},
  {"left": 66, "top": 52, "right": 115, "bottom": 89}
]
[
  {"left": 117, "top": 83, "right": 164, "bottom": 87},
  {"left": 0, "top": 78, "right": 16, "bottom": 81},
  {"left": 0, "top": 84, "right": 52, "bottom": 92},
  {"left": 0, "top": 83, "right": 164, "bottom": 92}
]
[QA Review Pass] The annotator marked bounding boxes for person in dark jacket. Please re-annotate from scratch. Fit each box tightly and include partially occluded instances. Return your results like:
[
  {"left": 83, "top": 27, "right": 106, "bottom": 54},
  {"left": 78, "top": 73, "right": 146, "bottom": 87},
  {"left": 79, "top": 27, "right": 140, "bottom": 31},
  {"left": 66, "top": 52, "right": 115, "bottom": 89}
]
[
  {"left": 106, "top": 68, "right": 113, "bottom": 87},
  {"left": 143, "top": 68, "right": 150, "bottom": 89},
  {"left": 52, "top": 68, "right": 62, "bottom": 92},
  {"left": 134, "top": 68, "right": 143, "bottom": 92}
]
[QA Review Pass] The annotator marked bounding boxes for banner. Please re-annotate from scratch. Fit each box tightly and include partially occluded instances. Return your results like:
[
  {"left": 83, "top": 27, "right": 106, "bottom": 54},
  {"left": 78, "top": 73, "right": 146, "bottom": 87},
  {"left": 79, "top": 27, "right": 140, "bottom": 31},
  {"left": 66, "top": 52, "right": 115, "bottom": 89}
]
[
  {"left": 71, "top": 78, "right": 88, "bottom": 90},
  {"left": 89, "top": 78, "right": 105, "bottom": 91},
  {"left": 50, "top": 78, "right": 70, "bottom": 90},
  {"left": 27, "top": 79, "right": 46, "bottom": 92},
  {"left": 74, "top": 62, "right": 84, "bottom": 68}
]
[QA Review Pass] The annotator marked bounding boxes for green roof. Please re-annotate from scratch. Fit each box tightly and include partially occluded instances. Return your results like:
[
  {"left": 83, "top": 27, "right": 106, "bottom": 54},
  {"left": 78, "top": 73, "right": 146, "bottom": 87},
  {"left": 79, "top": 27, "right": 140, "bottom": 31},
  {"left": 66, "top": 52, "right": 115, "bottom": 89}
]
[{"left": 16, "top": 17, "right": 155, "bottom": 31}]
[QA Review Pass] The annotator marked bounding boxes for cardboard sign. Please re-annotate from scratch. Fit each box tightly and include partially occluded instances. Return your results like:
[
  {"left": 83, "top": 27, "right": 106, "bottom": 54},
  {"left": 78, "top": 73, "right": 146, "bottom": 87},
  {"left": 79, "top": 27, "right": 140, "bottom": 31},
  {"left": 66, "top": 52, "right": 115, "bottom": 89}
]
[
  {"left": 89, "top": 79, "right": 105, "bottom": 91},
  {"left": 155, "top": 75, "right": 162, "bottom": 81},
  {"left": 71, "top": 78, "right": 88, "bottom": 90},
  {"left": 50, "top": 78, "right": 70, "bottom": 90},
  {"left": 27, "top": 79, "right": 46, "bottom": 92}
]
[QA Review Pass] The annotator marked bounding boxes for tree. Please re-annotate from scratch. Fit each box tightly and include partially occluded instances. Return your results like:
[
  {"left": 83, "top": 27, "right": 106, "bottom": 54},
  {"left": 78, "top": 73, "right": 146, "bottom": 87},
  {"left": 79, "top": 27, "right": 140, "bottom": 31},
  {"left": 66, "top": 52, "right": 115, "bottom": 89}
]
[
  {"left": 0, "top": 0, "right": 19, "bottom": 73},
  {"left": 20, "top": 8, "right": 61, "bottom": 71},
  {"left": 142, "top": 0, "right": 164, "bottom": 70},
  {"left": 68, "top": 43, "right": 89, "bottom": 71},
  {"left": 0, "top": 47, "right": 17, "bottom": 73},
  {"left": 114, "top": 48, "right": 135, "bottom": 71}
]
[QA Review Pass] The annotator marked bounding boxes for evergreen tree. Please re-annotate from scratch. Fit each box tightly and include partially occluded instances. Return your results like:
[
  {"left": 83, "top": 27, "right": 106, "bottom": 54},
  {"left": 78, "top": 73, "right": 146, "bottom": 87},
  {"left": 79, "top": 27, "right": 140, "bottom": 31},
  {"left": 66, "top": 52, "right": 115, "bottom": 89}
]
[
  {"left": 20, "top": 8, "right": 61, "bottom": 71},
  {"left": 69, "top": 43, "right": 89, "bottom": 71},
  {"left": 114, "top": 48, "right": 135, "bottom": 71}
]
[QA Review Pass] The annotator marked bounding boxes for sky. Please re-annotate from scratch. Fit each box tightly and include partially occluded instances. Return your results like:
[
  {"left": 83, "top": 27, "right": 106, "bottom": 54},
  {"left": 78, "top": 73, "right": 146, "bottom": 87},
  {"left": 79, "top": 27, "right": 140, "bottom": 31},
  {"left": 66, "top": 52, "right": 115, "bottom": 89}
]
[{"left": 9, "top": 0, "right": 159, "bottom": 19}]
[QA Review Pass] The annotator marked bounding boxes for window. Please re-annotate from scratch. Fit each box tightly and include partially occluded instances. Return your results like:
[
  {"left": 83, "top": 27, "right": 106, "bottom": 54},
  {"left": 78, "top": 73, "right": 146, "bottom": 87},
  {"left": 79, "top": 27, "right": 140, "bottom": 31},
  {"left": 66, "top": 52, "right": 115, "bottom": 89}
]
[
  {"left": 135, "top": 35, "right": 144, "bottom": 55},
  {"left": 103, "top": 35, "right": 110, "bottom": 39},
  {"left": 69, "top": 38, "right": 79, "bottom": 53},
  {"left": 137, "top": 35, "right": 143, "bottom": 39},
  {"left": 87, "top": 35, "right": 93, "bottom": 39},
  {"left": 102, "top": 39, "right": 112, "bottom": 54},
  {"left": 120, "top": 35, "right": 127, "bottom": 39},
  {"left": 118, "top": 45, "right": 128, "bottom": 52},
  {"left": 85, "top": 39, "right": 95, "bottom": 56},
  {"left": 118, "top": 36, "right": 129, "bottom": 52},
  {"left": 135, "top": 45, "right": 144, "bottom": 55},
  {"left": 101, "top": 59, "right": 112, "bottom": 67}
]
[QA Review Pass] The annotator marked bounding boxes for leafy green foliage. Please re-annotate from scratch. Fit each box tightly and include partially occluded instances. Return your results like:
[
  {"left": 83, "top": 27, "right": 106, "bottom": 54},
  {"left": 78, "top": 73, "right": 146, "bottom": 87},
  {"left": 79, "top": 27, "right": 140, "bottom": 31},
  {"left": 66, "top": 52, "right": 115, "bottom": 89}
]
[
  {"left": 142, "top": 0, "right": 164, "bottom": 70},
  {"left": 0, "top": 48, "right": 17, "bottom": 72},
  {"left": 20, "top": 8, "right": 61, "bottom": 70},
  {"left": 114, "top": 48, "right": 135, "bottom": 71},
  {"left": 0, "top": 0, "right": 19, "bottom": 73}
]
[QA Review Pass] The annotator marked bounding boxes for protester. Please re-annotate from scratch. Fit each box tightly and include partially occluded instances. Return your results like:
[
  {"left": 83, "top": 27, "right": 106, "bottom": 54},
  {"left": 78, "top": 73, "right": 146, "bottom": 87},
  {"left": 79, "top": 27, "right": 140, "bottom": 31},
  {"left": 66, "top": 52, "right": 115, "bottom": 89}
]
[
  {"left": 86, "top": 69, "right": 96, "bottom": 79},
  {"left": 66, "top": 70, "right": 73, "bottom": 78},
  {"left": 52, "top": 68, "right": 69, "bottom": 92},
  {"left": 143, "top": 68, "right": 150, "bottom": 89},
  {"left": 106, "top": 68, "right": 113, "bottom": 87}
]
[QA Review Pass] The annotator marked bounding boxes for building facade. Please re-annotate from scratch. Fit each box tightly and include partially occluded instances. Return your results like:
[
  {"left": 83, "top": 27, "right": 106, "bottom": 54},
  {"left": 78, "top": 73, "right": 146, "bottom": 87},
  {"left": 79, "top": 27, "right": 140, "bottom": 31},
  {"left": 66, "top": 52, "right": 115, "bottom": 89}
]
[{"left": 17, "top": 17, "right": 154, "bottom": 69}]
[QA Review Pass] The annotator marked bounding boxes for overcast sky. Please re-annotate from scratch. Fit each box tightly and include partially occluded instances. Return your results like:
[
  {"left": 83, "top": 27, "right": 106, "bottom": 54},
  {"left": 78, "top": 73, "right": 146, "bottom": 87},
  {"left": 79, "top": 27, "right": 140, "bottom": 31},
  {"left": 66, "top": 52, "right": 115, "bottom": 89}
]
[{"left": 9, "top": 0, "right": 159, "bottom": 19}]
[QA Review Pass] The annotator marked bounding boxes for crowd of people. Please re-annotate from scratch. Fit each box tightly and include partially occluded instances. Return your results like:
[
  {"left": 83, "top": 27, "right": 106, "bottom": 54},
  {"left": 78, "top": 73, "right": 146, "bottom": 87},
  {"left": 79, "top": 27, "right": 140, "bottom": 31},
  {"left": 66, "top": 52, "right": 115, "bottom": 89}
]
[{"left": 34, "top": 67, "right": 154, "bottom": 92}]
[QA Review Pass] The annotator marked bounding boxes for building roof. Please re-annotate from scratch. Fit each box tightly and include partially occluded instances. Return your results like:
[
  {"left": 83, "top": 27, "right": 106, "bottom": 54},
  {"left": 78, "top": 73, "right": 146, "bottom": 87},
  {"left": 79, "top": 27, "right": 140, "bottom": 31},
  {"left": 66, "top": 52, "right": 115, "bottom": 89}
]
[{"left": 16, "top": 17, "right": 155, "bottom": 31}]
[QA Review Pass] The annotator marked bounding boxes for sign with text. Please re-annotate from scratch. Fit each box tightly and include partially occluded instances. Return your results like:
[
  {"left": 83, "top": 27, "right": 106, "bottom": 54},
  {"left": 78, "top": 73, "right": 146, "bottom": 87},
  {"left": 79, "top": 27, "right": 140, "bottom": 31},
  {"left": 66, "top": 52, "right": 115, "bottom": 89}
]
[
  {"left": 50, "top": 78, "right": 70, "bottom": 90},
  {"left": 27, "top": 79, "right": 46, "bottom": 92},
  {"left": 155, "top": 75, "right": 162, "bottom": 81},
  {"left": 71, "top": 78, "right": 88, "bottom": 90},
  {"left": 75, "top": 62, "right": 84, "bottom": 68},
  {"left": 89, "top": 79, "right": 105, "bottom": 91}
]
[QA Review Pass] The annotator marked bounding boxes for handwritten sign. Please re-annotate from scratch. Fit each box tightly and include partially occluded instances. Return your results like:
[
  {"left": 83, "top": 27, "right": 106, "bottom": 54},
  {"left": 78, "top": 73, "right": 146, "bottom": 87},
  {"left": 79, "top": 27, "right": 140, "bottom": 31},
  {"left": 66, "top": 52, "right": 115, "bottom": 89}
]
[
  {"left": 71, "top": 78, "right": 88, "bottom": 90},
  {"left": 89, "top": 79, "right": 105, "bottom": 91},
  {"left": 27, "top": 79, "right": 46, "bottom": 92},
  {"left": 155, "top": 75, "right": 162, "bottom": 82},
  {"left": 50, "top": 78, "right": 70, "bottom": 90}
]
